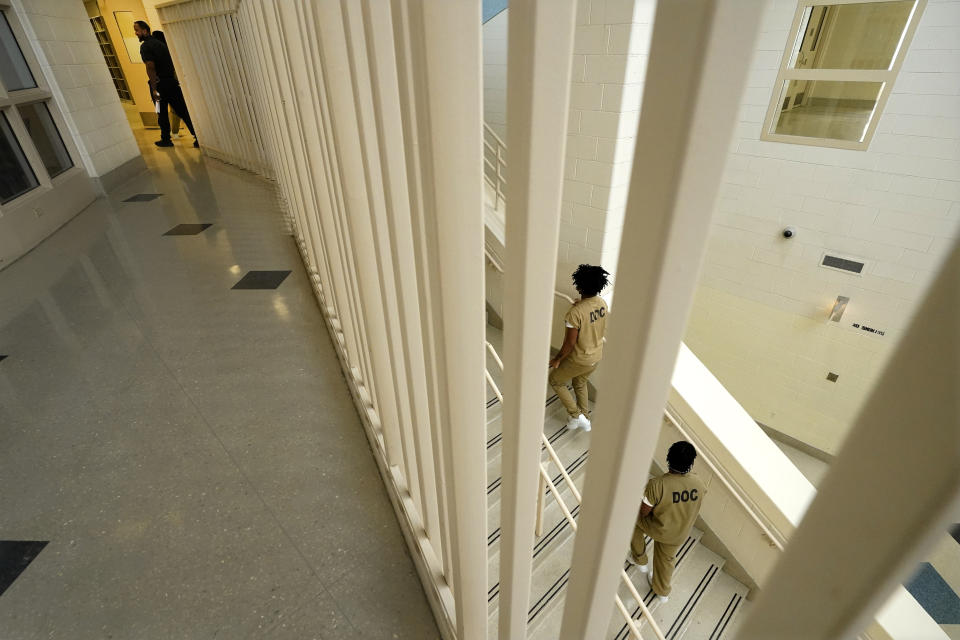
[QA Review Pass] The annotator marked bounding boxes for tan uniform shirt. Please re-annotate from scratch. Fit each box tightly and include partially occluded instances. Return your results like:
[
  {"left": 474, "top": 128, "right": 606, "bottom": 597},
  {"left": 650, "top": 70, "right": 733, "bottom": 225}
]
[
  {"left": 641, "top": 472, "right": 707, "bottom": 545},
  {"left": 563, "top": 296, "right": 608, "bottom": 365}
]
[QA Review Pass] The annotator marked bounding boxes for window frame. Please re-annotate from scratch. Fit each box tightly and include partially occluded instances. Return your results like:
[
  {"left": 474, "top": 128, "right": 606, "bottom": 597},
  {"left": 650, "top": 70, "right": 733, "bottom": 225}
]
[
  {"left": 0, "top": 2, "right": 82, "bottom": 211},
  {"left": 759, "top": 0, "right": 927, "bottom": 151}
]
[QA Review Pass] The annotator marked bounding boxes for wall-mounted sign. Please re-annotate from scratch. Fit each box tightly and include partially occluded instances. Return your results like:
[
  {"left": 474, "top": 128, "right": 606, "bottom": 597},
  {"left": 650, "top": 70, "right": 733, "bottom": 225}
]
[{"left": 852, "top": 323, "right": 885, "bottom": 337}]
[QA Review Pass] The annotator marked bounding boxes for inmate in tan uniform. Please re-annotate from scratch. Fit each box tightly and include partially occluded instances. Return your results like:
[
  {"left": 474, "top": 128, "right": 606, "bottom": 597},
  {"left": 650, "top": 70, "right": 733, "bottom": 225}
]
[
  {"left": 548, "top": 296, "right": 607, "bottom": 418},
  {"left": 631, "top": 472, "right": 707, "bottom": 596}
]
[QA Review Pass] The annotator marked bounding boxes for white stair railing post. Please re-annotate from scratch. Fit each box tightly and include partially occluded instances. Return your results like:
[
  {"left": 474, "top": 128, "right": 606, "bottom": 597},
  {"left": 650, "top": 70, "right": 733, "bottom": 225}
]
[
  {"left": 737, "top": 244, "right": 960, "bottom": 639},
  {"left": 497, "top": 1, "right": 578, "bottom": 639},
  {"left": 557, "top": 1, "right": 763, "bottom": 638}
]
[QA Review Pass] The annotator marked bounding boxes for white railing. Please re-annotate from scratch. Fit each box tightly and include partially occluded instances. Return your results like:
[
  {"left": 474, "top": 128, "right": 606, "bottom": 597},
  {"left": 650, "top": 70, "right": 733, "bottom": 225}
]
[
  {"left": 484, "top": 342, "right": 661, "bottom": 640},
  {"left": 483, "top": 123, "right": 507, "bottom": 211}
]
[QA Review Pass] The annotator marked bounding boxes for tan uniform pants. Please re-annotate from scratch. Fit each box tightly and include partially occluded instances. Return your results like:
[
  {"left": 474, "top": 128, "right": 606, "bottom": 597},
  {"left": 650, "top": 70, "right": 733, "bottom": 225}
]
[
  {"left": 630, "top": 516, "right": 682, "bottom": 597},
  {"left": 548, "top": 358, "right": 596, "bottom": 419}
]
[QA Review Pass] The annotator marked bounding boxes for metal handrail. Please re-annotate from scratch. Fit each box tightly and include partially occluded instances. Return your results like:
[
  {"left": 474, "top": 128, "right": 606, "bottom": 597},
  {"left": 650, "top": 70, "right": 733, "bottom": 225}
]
[
  {"left": 483, "top": 123, "right": 507, "bottom": 211},
  {"left": 483, "top": 250, "right": 577, "bottom": 306}
]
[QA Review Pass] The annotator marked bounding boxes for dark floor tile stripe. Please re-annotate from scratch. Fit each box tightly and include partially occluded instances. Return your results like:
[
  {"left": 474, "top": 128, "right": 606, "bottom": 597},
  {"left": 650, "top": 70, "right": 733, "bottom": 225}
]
[{"left": 0, "top": 541, "right": 48, "bottom": 597}]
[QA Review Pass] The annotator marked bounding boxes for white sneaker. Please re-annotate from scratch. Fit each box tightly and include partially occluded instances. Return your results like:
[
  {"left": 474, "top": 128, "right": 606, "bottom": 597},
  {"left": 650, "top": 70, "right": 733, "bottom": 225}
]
[
  {"left": 627, "top": 557, "right": 648, "bottom": 574},
  {"left": 565, "top": 416, "right": 581, "bottom": 430},
  {"left": 646, "top": 573, "right": 669, "bottom": 603},
  {"left": 578, "top": 414, "right": 592, "bottom": 432}
]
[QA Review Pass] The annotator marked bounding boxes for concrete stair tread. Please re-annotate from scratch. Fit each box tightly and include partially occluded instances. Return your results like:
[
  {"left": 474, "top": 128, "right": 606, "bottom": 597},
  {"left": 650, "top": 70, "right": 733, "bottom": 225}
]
[
  {"left": 606, "top": 528, "right": 715, "bottom": 640},
  {"left": 485, "top": 396, "right": 573, "bottom": 489},
  {"left": 678, "top": 568, "right": 749, "bottom": 640},
  {"left": 487, "top": 429, "right": 590, "bottom": 596}
]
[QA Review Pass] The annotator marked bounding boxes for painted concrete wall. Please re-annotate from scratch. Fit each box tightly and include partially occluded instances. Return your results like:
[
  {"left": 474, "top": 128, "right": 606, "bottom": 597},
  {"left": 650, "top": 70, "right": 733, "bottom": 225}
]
[
  {"left": 88, "top": 0, "right": 155, "bottom": 126},
  {"left": 483, "top": 0, "right": 652, "bottom": 347},
  {"left": 684, "top": 0, "right": 960, "bottom": 454},
  {"left": 484, "top": 0, "right": 958, "bottom": 456},
  {"left": 16, "top": 0, "right": 141, "bottom": 178}
]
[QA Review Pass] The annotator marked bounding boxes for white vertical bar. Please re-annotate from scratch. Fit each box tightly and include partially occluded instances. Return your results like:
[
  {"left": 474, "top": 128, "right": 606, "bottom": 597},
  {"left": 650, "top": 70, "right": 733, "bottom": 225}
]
[
  {"left": 309, "top": 0, "right": 405, "bottom": 473},
  {"left": 360, "top": 0, "right": 443, "bottom": 554},
  {"left": 558, "top": 1, "right": 763, "bottom": 638},
  {"left": 399, "top": 1, "right": 488, "bottom": 637},
  {"left": 738, "top": 244, "right": 960, "bottom": 638},
  {"left": 497, "top": 1, "right": 578, "bottom": 639},
  {"left": 260, "top": 2, "right": 339, "bottom": 310},
  {"left": 340, "top": 0, "right": 424, "bottom": 518},
  {"left": 276, "top": 3, "right": 365, "bottom": 372},
  {"left": 390, "top": 0, "right": 454, "bottom": 582}
]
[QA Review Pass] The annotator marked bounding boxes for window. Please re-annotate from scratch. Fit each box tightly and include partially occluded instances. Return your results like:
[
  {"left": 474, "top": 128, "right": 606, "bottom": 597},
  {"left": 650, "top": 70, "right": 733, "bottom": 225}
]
[
  {"left": 18, "top": 102, "right": 72, "bottom": 178},
  {"left": 0, "top": 11, "right": 35, "bottom": 90},
  {"left": 761, "top": 0, "right": 925, "bottom": 149},
  {"left": 0, "top": 6, "right": 77, "bottom": 207},
  {"left": 0, "top": 111, "right": 37, "bottom": 203}
]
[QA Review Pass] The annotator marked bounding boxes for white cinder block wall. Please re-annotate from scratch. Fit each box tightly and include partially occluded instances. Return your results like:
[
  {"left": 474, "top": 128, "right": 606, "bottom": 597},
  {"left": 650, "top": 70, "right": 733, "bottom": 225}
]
[
  {"left": 483, "top": 0, "right": 653, "bottom": 345},
  {"left": 15, "top": 0, "right": 141, "bottom": 180},
  {"left": 561, "top": 0, "right": 652, "bottom": 285},
  {"left": 482, "top": 9, "right": 507, "bottom": 141},
  {"left": 684, "top": 0, "right": 960, "bottom": 455}
]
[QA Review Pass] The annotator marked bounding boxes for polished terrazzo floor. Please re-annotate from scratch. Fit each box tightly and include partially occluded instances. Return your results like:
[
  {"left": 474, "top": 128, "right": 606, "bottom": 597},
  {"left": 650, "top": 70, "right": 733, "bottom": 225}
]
[{"left": 0, "top": 133, "right": 439, "bottom": 639}]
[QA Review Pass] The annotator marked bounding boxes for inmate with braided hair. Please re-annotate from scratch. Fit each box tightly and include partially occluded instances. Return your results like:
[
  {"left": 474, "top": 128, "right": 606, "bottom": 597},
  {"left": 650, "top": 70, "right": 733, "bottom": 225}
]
[{"left": 547, "top": 264, "right": 610, "bottom": 432}]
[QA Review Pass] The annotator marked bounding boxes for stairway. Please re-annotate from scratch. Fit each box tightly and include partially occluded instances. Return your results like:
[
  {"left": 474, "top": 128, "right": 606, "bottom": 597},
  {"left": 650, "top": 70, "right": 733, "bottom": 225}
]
[{"left": 484, "top": 325, "right": 751, "bottom": 640}]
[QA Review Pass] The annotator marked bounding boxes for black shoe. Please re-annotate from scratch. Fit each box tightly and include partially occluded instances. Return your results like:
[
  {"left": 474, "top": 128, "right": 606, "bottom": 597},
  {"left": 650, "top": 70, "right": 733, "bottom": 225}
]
[
  {"left": 155, "top": 139, "right": 174, "bottom": 147},
  {"left": 193, "top": 139, "right": 199, "bottom": 148}
]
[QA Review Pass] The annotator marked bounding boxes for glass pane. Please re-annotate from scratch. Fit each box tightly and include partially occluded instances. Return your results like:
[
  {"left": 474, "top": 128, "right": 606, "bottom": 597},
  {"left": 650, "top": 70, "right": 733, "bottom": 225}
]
[
  {"left": 790, "top": 1, "right": 914, "bottom": 70},
  {"left": 0, "top": 111, "right": 39, "bottom": 204},
  {"left": 0, "top": 12, "right": 36, "bottom": 90},
  {"left": 774, "top": 80, "right": 882, "bottom": 142},
  {"left": 18, "top": 102, "right": 72, "bottom": 178}
]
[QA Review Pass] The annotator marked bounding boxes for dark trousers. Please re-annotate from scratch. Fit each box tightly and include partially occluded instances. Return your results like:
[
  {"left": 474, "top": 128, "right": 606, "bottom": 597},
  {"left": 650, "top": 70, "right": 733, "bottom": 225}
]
[{"left": 157, "top": 79, "right": 196, "bottom": 140}]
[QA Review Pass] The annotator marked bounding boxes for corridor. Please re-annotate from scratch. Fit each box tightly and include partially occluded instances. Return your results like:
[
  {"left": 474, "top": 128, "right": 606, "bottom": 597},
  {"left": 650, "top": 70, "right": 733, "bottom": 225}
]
[{"left": 0, "top": 134, "right": 439, "bottom": 639}]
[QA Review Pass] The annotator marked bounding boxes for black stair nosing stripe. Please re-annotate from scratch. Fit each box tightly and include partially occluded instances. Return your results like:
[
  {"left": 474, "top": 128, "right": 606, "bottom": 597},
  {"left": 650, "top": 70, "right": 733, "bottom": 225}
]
[
  {"left": 485, "top": 394, "right": 562, "bottom": 450},
  {"left": 709, "top": 593, "right": 740, "bottom": 640},
  {"left": 486, "top": 425, "right": 582, "bottom": 494},
  {"left": 487, "top": 451, "right": 589, "bottom": 545},
  {"left": 666, "top": 564, "right": 720, "bottom": 640},
  {"left": 713, "top": 593, "right": 743, "bottom": 640},
  {"left": 615, "top": 534, "right": 700, "bottom": 640},
  {"left": 532, "top": 504, "right": 581, "bottom": 558},
  {"left": 528, "top": 568, "right": 571, "bottom": 623},
  {"left": 488, "top": 502, "right": 583, "bottom": 605}
]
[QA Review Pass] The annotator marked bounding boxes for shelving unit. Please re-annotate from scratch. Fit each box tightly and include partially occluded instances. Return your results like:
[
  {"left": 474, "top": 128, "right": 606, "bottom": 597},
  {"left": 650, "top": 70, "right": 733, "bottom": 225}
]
[{"left": 90, "top": 15, "right": 132, "bottom": 103}]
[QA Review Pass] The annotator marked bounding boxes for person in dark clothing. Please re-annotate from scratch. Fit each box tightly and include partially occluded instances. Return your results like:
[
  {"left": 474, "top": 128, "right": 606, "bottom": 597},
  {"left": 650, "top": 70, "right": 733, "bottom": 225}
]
[
  {"left": 150, "top": 31, "right": 181, "bottom": 137},
  {"left": 133, "top": 20, "right": 198, "bottom": 148}
]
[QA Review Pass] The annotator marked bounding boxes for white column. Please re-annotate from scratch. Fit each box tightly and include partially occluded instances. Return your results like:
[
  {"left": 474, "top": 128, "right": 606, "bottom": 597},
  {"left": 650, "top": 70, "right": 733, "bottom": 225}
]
[
  {"left": 396, "top": 1, "right": 488, "bottom": 637},
  {"left": 497, "top": 2, "right": 578, "bottom": 639},
  {"left": 389, "top": 0, "right": 454, "bottom": 582},
  {"left": 339, "top": 0, "right": 422, "bottom": 508},
  {"left": 557, "top": 1, "right": 763, "bottom": 638},
  {"left": 360, "top": 0, "right": 444, "bottom": 555},
  {"left": 308, "top": 0, "right": 405, "bottom": 472},
  {"left": 274, "top": 3, "right": 365, "bottom": 377},
  {"left": 737, "top": 245, "right": 960, "bottom": 638}
]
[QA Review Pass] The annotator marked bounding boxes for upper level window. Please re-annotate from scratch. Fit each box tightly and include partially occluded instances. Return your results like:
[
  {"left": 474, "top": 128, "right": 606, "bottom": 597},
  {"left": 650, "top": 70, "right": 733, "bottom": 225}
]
[{"left": 761, "top": 0, "right": 925, "bottom": 150}]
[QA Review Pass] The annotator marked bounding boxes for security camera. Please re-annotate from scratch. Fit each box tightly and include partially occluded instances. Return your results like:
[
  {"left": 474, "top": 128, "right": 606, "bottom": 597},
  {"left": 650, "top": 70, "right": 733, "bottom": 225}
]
[{"left": 782, "top": 226, "right": 796, "bottom": 239}]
